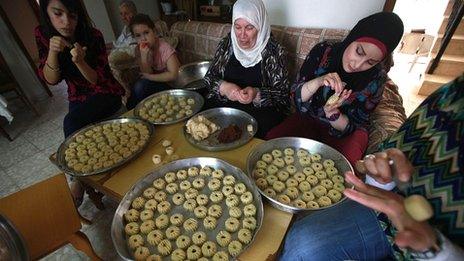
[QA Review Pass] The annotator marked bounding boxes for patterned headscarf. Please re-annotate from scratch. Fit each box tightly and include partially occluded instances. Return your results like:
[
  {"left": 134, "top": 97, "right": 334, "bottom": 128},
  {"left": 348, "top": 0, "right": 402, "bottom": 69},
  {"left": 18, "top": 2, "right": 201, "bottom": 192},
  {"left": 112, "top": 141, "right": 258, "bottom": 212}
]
[{"left": 231, "top": 0, "right": 270, "bottom": 68}]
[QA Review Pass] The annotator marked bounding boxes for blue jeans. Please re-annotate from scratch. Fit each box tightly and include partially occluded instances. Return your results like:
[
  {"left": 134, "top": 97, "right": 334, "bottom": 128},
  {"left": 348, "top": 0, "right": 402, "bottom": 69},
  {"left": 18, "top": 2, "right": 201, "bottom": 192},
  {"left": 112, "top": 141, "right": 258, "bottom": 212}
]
[
  {"left": 126, "top": 79, "right": 171, "bottom": 110},
  {"left": 64, "top": 94, "right": 121, "bottom": 138},
  {"left": 279, "top": 199, "right": 394, "bottom": 261}
]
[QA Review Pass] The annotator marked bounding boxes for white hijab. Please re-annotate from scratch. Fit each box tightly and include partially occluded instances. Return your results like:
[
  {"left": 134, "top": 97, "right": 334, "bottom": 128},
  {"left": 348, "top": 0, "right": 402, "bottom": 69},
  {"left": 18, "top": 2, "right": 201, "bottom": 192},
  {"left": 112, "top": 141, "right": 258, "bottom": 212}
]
[{"left": 231, "top": 0, "right": 270, "bottom": 68}]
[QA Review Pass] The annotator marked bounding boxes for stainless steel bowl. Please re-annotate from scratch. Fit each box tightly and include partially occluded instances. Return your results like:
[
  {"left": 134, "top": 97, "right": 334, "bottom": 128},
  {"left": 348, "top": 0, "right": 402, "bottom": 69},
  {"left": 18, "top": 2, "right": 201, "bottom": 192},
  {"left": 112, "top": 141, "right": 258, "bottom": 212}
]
[
  {"left": 133, "top": 89, "right": 204, "bottom": 125},
  {"left": 56, "top": 117, "right": 154, "bottom": 177},
  {"left": 183, "top": 107, "right": 258, "bottom": 151},
  {"left": 169, "top": 61, "right": 211, "bottom": 90},
  {"left": 112, "top": 157, "right": 264, "bottom": 260},
  {"left": 246, "top": 137, "right": 354, "bottom": 214}
]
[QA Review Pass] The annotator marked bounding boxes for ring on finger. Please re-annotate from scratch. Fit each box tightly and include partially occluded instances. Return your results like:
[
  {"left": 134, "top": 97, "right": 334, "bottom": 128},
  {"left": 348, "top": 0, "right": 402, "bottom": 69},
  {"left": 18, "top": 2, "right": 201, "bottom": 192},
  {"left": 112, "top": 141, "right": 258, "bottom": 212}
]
[{"left": 364, "top": 154, "right": 376, "bottom": 160}]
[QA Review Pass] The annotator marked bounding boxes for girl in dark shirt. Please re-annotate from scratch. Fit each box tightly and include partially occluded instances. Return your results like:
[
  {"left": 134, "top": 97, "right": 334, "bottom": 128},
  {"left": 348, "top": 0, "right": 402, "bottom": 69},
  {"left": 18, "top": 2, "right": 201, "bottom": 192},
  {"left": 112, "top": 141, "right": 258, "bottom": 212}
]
[
  {"left": 35, "top": 0, "right": 124, "bottom": 205},
  {"left": 35, "top": 0, "right": 124, "bottom": 138}
]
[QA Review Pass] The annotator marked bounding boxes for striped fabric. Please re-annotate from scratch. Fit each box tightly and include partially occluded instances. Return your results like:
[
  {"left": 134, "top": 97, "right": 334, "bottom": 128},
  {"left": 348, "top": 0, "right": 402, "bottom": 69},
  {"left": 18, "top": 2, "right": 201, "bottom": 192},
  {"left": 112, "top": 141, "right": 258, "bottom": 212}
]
[{"left": 379, "top": 74, "right": 464, "bottom": 258}]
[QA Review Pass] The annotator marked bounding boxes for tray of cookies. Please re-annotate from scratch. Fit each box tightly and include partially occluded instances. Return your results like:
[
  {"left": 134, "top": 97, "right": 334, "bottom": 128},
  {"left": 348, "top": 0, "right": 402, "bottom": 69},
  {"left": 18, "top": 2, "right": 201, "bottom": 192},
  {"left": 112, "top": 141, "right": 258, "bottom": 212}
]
[
  {"left": 56, "top": 117, "right": 153, "bottom": 177},
  {"left": 111, "top": 157, "right": 263, "bottom": 260},
  {"left": 134, "top": 89, "right": 204, "bottom": 125},
  {"left": 246, "top": 137, "right": 354, "bottom": 214},
  {"left": 183, "top": 107, "right": 258, "bottom": 152}
]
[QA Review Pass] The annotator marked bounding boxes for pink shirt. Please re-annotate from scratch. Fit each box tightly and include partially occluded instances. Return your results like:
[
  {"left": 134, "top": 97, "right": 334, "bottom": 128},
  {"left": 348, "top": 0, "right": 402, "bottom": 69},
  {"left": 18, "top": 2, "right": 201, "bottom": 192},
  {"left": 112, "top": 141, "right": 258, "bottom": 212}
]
[{"left": 152, "top": 39, "right": 176, "bottom": 73}]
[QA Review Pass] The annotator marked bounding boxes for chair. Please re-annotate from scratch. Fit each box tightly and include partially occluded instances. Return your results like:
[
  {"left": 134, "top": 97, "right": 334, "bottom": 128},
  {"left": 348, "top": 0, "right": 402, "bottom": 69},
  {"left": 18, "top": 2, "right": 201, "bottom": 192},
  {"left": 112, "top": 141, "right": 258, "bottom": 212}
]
[
  {"left": 0, "top": 174, "right": 101, "bottom": 260},
  {"left": 0, "top": 66, "right": 39, "bottom": 141}
]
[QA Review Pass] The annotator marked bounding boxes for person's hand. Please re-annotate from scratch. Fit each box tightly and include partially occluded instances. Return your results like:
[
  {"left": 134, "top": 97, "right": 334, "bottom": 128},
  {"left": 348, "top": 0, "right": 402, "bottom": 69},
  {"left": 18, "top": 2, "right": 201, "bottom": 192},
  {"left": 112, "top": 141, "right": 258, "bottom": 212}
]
[
  {"left": 318, "top": 72, "right": 346, "bottom": 94},
  {"left": 70, "top": 43, "right": 87, "bottom": 64},
  {"left": 237, "top": 87, "right": 258, "bottom": 104},
  {"left": 49, "top": 36, "right": 70, "bottom": 53},
  {"left": 139, "top": 41, "right": 152, "bottom": 64},
  {"left": 323, "top": 89, "right": 352, "bottom": 116},
  {"left": 357, "top": 148, "right": 413, "bottom": 185},
  {"left": 344, "top": 171, "right": 438, "bottom": 252},
  {"left": 140, "top": 72, "right": 154, "bottom": 81},
  {"left": 219, "top": 82, "right": 241, "bottom": 101}
]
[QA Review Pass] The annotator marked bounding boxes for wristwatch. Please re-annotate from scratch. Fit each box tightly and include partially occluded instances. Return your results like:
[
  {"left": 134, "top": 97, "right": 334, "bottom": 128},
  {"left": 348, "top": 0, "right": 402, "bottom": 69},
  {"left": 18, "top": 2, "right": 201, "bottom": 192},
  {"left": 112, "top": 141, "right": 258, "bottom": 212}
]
[{"left": 409, "top": 231, "right": 442, "bottom": 259}]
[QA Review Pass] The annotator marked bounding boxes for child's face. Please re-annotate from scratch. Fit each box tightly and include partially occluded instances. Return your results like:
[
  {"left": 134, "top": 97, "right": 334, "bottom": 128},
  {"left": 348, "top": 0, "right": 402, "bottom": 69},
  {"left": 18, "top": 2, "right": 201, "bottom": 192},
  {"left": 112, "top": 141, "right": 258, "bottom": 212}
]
[
  {"left": 132, "top": 24, "right": 157, "bottom": 48},
  {"left": 46, "top": 0, "right": 78, "bottom": 38}
]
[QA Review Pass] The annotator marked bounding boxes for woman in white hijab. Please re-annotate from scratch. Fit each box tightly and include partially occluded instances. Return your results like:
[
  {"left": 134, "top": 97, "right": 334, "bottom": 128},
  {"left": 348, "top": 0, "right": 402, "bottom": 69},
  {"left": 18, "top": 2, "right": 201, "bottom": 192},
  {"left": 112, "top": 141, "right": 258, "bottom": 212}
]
[{"left": 204, "top": 0, "right": 290, "bottom": 138}]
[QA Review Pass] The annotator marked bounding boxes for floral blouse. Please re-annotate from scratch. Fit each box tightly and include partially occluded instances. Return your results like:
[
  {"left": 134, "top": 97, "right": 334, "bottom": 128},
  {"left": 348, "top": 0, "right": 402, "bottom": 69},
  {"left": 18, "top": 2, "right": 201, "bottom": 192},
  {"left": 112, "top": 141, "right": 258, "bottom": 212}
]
[
  {"left": 35, "top": 26, "right": 124, "bottom": 102},
  {"left": 204, "top": 33, "right": 290, "bottom": 113},
  {"left": 293, "top": 42, "right": 387, "bottom": 138}
]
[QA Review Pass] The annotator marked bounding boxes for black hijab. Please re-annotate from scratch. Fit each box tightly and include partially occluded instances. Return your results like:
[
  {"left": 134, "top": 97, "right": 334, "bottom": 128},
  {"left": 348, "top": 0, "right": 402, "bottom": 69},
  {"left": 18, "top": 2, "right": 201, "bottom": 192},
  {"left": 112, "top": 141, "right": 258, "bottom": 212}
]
[{"left": 329, "top": 12, "right": 404, "bottom": 91}]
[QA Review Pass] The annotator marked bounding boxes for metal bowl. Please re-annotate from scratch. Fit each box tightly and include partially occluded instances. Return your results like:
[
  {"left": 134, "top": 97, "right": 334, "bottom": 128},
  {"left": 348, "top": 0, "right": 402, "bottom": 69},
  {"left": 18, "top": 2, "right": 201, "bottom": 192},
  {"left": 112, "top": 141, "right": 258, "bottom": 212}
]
[
  {"left": 134, "top": 89, "right": 204, "bottom": 125},
  {"left": 0, "top": 215, "right": 28, "bottom": 261},
  {"left": 56, "top": 117, "right": 154, "bottom": 177},
  {"left": 246, "top": 137, "right": 354, "bottom": 214},
  {"left": 112, "top": 157, "right": 264, "bottom": 260},
  {"left": 183, "top": 107, "right": 258, "bottom": 151},
  {"left": 169, "top": 61, "right": 211, "bottom": 90}
]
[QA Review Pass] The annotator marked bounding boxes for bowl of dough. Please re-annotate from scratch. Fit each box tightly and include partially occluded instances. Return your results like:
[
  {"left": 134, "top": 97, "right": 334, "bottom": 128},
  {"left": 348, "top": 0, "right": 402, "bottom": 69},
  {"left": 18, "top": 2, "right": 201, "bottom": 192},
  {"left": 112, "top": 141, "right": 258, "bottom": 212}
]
[{"left": 246, "top": 137, "right": 354, "bottom": 213}]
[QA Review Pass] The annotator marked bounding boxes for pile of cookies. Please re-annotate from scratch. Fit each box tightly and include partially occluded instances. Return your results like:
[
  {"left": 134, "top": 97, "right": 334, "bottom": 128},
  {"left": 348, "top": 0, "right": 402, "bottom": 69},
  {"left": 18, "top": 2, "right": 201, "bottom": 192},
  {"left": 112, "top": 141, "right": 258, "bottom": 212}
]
[
  {"left": 252, "top": 148, "right": 346, "bottom": 209},
  {"left": 137, "top": 93, "right": 196, "bottom": 124},
  {"left": 63, "top": 121, "right": 150, "bottom": 173},
  {"left": 123, "top": 165, "right": 259, "bottom": 260}
]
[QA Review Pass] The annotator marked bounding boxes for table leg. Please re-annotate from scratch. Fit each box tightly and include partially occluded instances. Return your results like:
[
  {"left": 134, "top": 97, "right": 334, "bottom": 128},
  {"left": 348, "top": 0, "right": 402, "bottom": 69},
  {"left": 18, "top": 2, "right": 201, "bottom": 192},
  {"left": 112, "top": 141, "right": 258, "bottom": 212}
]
[{"left": 84, "top": 185, "right": 105, "bottom": 210}]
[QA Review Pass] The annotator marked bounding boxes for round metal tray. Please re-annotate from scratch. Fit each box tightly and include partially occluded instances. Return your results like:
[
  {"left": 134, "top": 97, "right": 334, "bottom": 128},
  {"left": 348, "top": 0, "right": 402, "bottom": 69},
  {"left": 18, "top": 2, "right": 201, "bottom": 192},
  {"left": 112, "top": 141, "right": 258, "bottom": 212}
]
[
  {"left": 168, "top": 61, "right": 211, "bottom": 90},
  {"left": 134, "top": 89, "right": 204, "bottom": 125},
  {"left": 183, "top": 107, "right": 258, "bottom": 152},
  {"left": 246, "top": 137, "right": 354, "bottom": 214},
  {"left": 0, "top": 215, "right": 29, "bottom": 261},
  {"left": 56, "top": 117, "right": 154, "bottom": 177},
  {"left": 112, "top": 157, "right": 264, "bottom": 260}
]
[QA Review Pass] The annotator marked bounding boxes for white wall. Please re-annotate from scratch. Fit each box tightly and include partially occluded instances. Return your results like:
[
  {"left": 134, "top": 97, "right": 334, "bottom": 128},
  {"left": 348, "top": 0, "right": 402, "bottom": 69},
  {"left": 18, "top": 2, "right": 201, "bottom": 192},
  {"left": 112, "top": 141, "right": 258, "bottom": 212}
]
[
  {"left": 0, "top": 17, "right": 47, "bottom": 102},
  {"left": 83, "top": 0, "right": 116, "bottom": 42},
  {"left": 263, "top": 0, "right": 386, "bottom": 29},
  {"left": 393, "top": 0, "right": 448, "bottom": 35},
  {"left": 104, "top": 0, "right": 161, "bottom": 37}
]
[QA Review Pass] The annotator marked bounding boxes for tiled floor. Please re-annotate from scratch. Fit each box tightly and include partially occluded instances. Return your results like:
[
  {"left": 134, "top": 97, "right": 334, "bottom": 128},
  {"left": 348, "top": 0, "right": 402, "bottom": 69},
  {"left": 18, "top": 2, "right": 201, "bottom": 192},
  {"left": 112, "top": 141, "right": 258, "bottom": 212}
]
[{"left": 0, "top": 56, "right": 427, "bottom": 260}]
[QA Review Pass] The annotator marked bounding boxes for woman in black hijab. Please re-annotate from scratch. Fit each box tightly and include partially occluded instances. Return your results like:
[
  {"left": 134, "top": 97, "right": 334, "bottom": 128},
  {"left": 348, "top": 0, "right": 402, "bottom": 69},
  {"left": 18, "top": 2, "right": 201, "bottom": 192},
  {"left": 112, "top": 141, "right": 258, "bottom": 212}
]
[{"left": 266, "top": 12, "right": 404, "bottom": 166}]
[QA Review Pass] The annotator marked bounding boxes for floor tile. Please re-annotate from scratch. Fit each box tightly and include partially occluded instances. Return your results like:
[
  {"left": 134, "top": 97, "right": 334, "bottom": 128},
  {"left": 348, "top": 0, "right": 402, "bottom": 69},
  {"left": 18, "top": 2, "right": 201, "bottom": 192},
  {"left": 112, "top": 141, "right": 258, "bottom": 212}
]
[
  {"left": 23, "top": 120, "right": 62, "bottom": 142},
  {"left": 0, "top": 141, "right": 40, "bottom": 169},
  {"left": 0, "top": 169, "right": 20, "bottom": 197},
  {"left": 27, "top": 126, "right": 64, "bottom": 151},
  {"left": 5, "top": 151, "right": 52, "bottom": 188}
]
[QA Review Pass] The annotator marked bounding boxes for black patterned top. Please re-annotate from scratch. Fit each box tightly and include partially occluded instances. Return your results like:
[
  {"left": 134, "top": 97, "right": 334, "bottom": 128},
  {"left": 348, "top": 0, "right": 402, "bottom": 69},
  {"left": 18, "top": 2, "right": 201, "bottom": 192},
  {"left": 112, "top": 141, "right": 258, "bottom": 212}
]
[{"left": 204, "top": 33, "right": 290, "bottom": 113}]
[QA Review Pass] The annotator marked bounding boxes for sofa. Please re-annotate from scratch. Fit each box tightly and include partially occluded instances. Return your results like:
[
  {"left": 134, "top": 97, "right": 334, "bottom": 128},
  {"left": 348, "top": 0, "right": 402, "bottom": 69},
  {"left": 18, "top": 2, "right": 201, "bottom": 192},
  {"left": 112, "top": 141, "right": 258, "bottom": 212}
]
[{"left": 111, "top": 20, "right": 407, "bottom": 154}]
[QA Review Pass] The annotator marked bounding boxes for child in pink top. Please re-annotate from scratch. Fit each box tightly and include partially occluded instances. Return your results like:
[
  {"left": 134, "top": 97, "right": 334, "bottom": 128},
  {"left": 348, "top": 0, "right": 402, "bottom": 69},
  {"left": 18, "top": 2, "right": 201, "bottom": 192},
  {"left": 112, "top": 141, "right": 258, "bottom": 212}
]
[{"left": 126, "top": 14, "right": 180, "bottom": 109}]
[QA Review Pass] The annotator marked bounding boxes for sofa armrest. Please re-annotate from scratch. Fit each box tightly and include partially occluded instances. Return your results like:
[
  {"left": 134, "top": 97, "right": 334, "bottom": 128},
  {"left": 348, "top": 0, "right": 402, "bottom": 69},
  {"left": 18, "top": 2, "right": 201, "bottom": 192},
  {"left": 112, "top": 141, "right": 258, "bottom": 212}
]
[{"left": 367, "top": 79, "right": 407, "bottom": 154}]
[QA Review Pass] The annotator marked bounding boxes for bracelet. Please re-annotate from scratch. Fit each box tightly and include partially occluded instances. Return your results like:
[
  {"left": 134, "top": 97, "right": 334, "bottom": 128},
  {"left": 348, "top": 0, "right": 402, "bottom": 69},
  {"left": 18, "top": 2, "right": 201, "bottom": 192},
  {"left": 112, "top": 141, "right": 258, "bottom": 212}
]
[
  {"left": 45, "top": 62, "right": 60, "bottom": 72},
  {"left": 409, "top": 230, "right": 442, "bottom": 259},
  {"left": 327, "top": 112, "right": 341, "bottom": 121}
]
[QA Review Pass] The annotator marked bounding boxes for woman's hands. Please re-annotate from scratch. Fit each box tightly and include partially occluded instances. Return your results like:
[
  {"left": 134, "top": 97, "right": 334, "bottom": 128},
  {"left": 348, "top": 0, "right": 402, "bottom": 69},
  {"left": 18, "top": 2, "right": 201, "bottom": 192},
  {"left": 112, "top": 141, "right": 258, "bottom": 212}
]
[
  {"left": 358, "top": 148, "right": 413, "bottom": 184},
  {"left": 323, "top": 89, "right": 352, "bottom": 117},
  {"left": 301, "top": 72, "right": 347, "bottom": 103},
  {"left": 70, "top": 43, "right": 87, "bottom": 64},
  {"left": 237, "top": 87, "right": 258, "bottom": 104},
  {"left": 219, "top": 82, "right": 258, "bottom": 104},
  {"left": 49, "top": 36, "right": 71, "bottom": 53},
  {"left": 344, "top": 172, "right": 438, "bottom": 252},
  {"left": 319, "top": 72, "right": 346, "bottom": 94}
]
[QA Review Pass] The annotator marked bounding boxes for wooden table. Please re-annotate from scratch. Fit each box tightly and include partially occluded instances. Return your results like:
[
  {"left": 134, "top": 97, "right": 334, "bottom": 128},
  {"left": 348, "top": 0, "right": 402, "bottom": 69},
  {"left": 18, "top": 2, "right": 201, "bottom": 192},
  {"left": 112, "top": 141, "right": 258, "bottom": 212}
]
[{"left": 78, "top": 117, "right": 293, "bottom": 260}]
